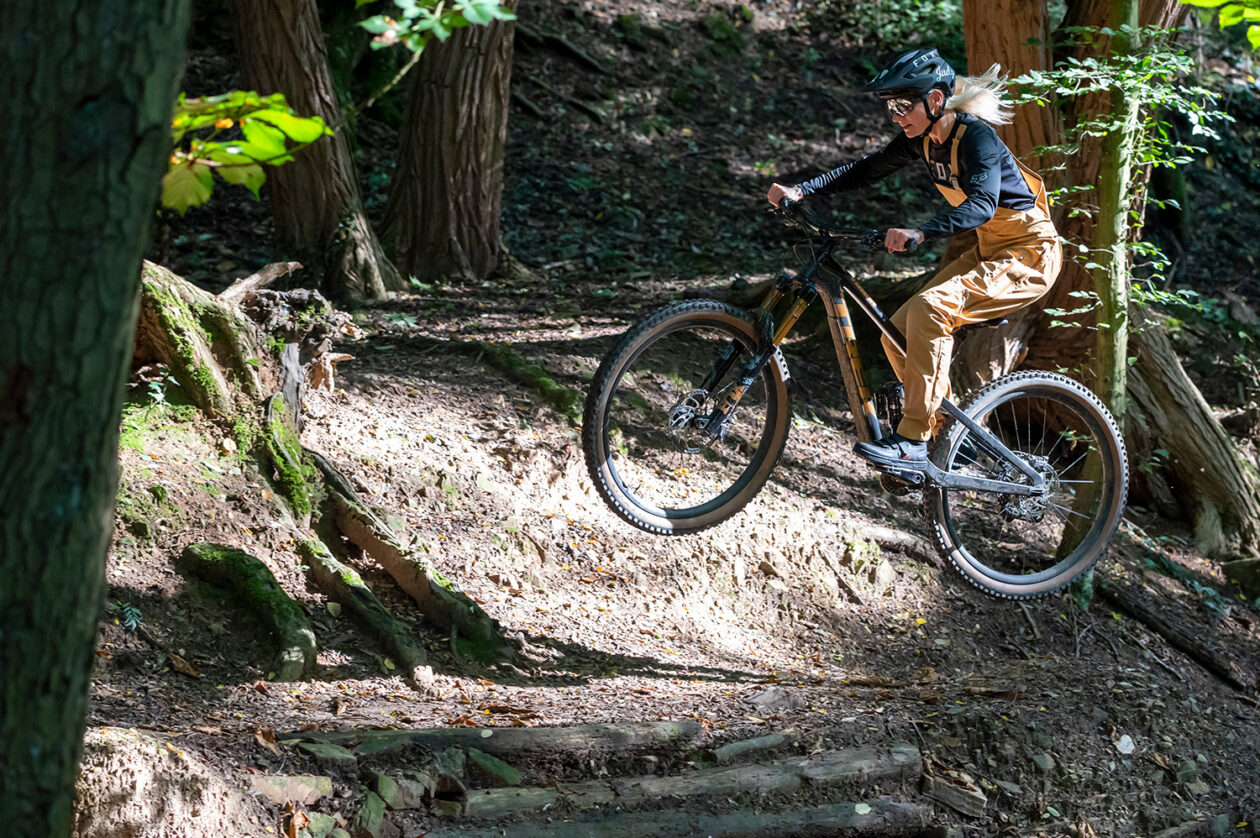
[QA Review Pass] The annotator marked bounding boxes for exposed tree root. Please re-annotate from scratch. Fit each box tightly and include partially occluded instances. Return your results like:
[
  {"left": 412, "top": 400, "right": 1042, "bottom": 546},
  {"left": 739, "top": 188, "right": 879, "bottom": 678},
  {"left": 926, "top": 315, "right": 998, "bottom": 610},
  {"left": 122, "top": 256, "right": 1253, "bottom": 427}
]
[
  {"left": 296, "top": 538, "right": 435, "bottom": 692},
  {"left": 182, "top": 543, "right": 316, "bottom": 681},
  {"left": 309, "top": 453, "right": 515, "bottom": 664},
  {"left": 515, "top": 21, "right": 612, "bottom": 76}
]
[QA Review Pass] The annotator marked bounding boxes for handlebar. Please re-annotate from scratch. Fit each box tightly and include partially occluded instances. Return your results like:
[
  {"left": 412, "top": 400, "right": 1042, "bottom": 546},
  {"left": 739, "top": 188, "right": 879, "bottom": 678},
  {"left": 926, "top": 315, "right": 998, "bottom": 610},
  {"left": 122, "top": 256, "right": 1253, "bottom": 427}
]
[{"left": 778, "top": 198, "right": 919, "bottom": 254}]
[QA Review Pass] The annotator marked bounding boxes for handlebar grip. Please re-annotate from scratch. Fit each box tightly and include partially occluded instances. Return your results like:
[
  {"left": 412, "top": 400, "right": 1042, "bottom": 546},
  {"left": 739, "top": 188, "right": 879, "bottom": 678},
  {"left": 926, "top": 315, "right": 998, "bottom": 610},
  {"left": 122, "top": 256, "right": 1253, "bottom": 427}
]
[{"left": 902, "top": 237, "right": 920, "bottom": 254}]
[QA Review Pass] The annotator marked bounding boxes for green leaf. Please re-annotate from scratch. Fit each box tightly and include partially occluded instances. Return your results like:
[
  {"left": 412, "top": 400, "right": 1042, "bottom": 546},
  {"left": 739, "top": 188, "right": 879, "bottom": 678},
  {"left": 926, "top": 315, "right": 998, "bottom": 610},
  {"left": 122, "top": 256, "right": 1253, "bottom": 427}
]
[
  {"left": 162, "top": 163, "right": 213, "bottom": 214},
  {"left": 1249, "top": 23, "right": 1260, "bottom": 48},
  {"left": 360, "top": 14, "right": 394, "bottom": 34},
  {"left": 251, "top": 109, "right": 329, "bottom": 143},
  {"left": 216, "top": 163, "right": 265, "bottom": 198},
  {"left": 241, "top": 119, "right": 290, "bottom": 162},
  {"left": 1177, "top": 0, "right": 1230, "bottom": 7},
  {"left": 1220, "top": 3, "right": 1246, "bottom": 25}
]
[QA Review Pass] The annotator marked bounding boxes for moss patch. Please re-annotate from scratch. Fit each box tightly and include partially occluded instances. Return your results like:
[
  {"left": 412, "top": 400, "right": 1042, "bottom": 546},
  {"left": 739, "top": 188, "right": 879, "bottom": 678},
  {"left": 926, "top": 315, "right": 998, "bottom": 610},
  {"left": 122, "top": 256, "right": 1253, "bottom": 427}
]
[
  {"left": 475, "top": 341, "right": 582, "bottom": 425},
  {"left": 264, "top": 395, "right": 317, "bottom": 516}
]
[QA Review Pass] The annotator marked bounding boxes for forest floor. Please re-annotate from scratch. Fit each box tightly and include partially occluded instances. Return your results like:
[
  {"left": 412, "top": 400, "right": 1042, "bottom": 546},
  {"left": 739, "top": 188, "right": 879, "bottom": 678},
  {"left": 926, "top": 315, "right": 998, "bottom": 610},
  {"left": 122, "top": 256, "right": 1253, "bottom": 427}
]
[{"left": 85, "top": 1, "right": 1260, "bottom": 837}]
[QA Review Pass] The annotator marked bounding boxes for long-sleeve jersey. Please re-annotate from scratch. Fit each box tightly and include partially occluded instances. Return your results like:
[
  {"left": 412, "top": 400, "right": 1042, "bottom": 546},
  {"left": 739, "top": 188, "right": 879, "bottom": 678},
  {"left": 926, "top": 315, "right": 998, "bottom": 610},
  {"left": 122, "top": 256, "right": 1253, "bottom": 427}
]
[{"left": 794, "top": 112, "right": 1037, "bottom": 240}]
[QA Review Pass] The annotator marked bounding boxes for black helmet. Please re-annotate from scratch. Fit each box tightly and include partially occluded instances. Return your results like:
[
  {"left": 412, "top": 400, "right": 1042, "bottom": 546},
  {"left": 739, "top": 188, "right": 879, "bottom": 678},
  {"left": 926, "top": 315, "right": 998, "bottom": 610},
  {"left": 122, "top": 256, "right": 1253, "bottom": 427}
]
[{"left": 863, "top": 48, "right": 956, "bottom": 99}]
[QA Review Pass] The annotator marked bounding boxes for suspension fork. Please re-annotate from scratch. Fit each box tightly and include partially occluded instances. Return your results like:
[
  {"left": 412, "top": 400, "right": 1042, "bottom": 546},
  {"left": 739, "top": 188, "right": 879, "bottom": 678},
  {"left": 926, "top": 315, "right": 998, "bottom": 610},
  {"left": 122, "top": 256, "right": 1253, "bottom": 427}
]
[{"left": 699, "top": 271, "right": 814, "bottom": 440}]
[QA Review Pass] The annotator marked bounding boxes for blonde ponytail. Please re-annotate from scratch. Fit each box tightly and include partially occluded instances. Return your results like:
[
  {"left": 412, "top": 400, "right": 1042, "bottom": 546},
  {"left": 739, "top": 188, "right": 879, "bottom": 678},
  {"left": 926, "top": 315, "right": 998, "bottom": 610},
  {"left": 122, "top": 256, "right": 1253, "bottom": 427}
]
[{"left": 945, "top": 63, "right": 1014, "bottom": 126}]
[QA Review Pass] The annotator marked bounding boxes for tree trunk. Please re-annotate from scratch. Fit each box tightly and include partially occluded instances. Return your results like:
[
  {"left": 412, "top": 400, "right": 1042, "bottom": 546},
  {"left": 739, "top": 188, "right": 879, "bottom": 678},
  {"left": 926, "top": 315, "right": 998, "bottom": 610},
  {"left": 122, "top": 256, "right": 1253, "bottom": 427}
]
[
  {"left": 232, "top": 0, "right": 404, "bottom": 304},
  {"left": 0, "top": 0, "right": 190, "bottom": 833},
  {"left": 1091, "top": 0, "right": 1141, "bottom": 417},
  {"left": 382, "top": 1, "right": 517, "bottom": 282},
  {"left": 953, "top": 0, "right": 1061, "bottom": 388}
]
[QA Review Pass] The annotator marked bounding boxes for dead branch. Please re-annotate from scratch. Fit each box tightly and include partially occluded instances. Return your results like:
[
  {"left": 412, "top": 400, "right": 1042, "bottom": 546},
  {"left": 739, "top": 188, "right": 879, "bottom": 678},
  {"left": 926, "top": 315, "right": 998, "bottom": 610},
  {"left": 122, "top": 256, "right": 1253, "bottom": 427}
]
[{"left": 217, "top": 260, "right": 303, "bottom": 305}]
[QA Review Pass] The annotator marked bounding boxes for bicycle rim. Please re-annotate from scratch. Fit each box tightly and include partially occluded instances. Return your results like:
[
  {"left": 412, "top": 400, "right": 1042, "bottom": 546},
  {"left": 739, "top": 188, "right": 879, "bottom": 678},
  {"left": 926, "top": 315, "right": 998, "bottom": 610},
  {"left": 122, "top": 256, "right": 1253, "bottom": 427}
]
[
  {"left": 926, "top": 372, "right": 1128, "bottom": 599},
  {"left": 585, "top": 303, "right": 789, "bottom": 534}
]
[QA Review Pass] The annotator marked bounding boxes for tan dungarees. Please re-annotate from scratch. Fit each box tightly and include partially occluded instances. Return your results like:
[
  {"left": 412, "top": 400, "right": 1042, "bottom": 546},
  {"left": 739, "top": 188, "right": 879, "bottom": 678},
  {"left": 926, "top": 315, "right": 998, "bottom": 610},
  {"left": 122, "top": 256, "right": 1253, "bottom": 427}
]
[{"left": 879, "top": 123, "right": 1063, "bottom": 441}]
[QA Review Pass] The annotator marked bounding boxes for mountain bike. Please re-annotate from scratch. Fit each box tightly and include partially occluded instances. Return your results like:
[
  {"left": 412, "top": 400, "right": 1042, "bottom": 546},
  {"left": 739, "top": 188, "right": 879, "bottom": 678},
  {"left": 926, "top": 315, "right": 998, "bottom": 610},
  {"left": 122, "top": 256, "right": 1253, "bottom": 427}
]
[{"left": 581, "top": 201, "right": 1129, "bottom": 600}]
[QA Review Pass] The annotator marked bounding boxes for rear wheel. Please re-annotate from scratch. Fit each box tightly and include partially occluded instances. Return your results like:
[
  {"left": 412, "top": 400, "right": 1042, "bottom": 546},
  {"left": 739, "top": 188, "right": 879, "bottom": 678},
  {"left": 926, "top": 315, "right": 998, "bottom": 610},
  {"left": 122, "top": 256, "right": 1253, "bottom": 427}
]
[
  {"left": 925, "top": 371, "right": 1128, "bottom": 599},
  {"left": 582, "top": 300, "right": 790, "bottom": 534}
]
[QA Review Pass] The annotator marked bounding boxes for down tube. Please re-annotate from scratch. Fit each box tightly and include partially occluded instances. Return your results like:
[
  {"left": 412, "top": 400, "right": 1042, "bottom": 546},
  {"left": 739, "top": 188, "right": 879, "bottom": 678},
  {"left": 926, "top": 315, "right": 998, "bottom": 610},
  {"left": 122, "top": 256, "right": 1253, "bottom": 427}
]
[{"left": 821, "top": 287, "right": 883, "bottom": 444}]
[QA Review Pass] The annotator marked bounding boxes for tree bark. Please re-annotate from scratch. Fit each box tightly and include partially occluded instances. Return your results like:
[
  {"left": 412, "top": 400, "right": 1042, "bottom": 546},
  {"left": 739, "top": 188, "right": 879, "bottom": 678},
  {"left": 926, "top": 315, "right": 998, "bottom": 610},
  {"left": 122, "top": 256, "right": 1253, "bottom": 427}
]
[
  {"left": 1091, "top": 0, "right": 1141, "bottom": 417},
  {"left": 232, "top": 0, "right": 404, "bottom": 304},
  {"left": 382, "top": 2, "right": 518, "bottom": 282},
  {"left": 954, "top": 0, "right": 1061, "bottom": 387},
  {"left": 0, "top": 0, "right": 190, "bottom": 833}
]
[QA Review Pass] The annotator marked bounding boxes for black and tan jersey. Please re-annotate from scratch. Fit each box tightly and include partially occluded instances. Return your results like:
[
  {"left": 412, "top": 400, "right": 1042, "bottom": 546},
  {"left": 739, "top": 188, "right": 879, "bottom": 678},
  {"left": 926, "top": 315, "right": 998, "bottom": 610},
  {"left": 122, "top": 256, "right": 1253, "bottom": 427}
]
[{"left": 794, "top": 112, "right": 1041, "bottom": 240}]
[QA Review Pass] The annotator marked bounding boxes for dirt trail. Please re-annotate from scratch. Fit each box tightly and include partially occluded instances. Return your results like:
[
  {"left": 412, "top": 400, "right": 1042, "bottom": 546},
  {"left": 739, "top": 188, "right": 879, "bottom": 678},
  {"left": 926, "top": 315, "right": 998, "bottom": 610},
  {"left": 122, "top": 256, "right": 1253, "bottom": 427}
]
[{"left": 91, "top": 0, "right": 1260, "bottom": 834}]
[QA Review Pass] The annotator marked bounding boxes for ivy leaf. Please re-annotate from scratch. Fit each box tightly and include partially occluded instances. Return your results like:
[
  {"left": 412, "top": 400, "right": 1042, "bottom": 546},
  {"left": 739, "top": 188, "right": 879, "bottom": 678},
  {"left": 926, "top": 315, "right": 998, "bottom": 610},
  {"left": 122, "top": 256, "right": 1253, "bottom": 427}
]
[{"left": 162, "top": 163, "right": 213, "bottom": 214}]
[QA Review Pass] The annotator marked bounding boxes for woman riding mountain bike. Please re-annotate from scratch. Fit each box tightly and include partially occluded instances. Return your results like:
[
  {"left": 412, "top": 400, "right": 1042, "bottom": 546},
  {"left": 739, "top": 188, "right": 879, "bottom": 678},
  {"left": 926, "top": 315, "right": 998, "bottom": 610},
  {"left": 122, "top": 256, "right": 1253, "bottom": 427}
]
[{"left": 767, "top": 47, "right": 1063, "bottom": 474}]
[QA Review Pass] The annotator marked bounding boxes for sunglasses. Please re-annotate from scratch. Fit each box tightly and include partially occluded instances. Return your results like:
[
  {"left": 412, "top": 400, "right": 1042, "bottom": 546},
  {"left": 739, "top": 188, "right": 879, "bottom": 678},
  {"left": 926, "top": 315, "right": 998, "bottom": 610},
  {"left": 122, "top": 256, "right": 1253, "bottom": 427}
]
[{"left": 884, "top": 97, "right": 918, "bottom": 117}]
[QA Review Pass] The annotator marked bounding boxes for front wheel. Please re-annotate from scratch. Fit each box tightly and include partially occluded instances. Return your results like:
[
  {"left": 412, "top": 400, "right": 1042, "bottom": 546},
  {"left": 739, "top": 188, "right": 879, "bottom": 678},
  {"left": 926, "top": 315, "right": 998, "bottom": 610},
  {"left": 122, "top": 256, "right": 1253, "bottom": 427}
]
[
  {"left": 582, "top": 300, "right": 790, "bottom": 535},
  {"left": 925, "top": 371, "right": 1128, "bottom": 599}
]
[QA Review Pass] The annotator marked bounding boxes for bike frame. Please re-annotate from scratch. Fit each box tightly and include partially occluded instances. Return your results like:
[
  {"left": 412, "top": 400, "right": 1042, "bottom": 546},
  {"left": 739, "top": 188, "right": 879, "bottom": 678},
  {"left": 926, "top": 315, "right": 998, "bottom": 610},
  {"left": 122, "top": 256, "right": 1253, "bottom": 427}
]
[{"left": 713, "top": 232, "right": 1048, "bottom": 497}]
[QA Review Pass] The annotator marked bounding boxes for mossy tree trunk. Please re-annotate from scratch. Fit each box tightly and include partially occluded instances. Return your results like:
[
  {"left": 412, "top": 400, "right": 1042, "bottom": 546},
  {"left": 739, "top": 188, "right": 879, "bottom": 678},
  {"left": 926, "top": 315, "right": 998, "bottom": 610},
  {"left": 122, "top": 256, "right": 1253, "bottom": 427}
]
[
  {"left": 135, "top": 261, "right": 273, "bottom": 419},
  {"left": 231, "top": 0, "right": 404, "bottom": 305},
  {"left": 382, "top": 0, "right": 518, "bottom": 282},
  {"left": 0, "top": 0, "right": 190, "bottom": 833},
  {"left": 1089, "top": 0, "right": 1141, "bottom": 419}
]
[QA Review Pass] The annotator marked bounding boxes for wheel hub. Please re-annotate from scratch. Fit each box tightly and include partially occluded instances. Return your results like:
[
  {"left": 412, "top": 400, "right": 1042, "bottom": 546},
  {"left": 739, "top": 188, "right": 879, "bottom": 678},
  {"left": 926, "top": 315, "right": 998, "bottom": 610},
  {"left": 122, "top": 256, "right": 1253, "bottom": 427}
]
[{"left": 997, "top": 453, "right": 1056, "bottom": 522}]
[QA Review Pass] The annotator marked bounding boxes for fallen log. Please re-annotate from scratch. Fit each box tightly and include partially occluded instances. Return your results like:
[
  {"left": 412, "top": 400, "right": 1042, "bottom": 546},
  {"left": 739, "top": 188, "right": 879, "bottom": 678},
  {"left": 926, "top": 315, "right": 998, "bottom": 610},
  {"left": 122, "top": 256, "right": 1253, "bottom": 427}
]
[
  {"left": 277, "top": 720, "right": 707, "bottom": 759},
  {"left": 710, "top": 730, "right": 796, "bottom": 766},
  {"left": 422, "top": 798, "right": 930, "bottom": 838},
  {"left": 1098, "top": 581, "right": 1252, "bottom": 691},
  {"left": 217, "top": 260, "right": 303, "bottom": 305},
  {"left": 296, "top": 538, "right": 434, "bottom": 692},
  {"left": 182, "top": 543, "right": 316, "bottom": 681},
  {"left": 458, "top": 743, "right": 921, "bottom": 820}
]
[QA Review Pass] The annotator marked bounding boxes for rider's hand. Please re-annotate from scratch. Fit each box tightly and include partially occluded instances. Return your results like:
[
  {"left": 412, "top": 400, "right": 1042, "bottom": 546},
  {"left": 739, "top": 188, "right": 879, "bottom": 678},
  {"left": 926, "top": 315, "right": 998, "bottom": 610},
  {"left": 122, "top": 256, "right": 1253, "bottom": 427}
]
[
  {"left": 884, "top": 228, "right": 925, "bottom": 253},
  {"left": 767, "top": 183, "right": 803, "bottom": 208}
]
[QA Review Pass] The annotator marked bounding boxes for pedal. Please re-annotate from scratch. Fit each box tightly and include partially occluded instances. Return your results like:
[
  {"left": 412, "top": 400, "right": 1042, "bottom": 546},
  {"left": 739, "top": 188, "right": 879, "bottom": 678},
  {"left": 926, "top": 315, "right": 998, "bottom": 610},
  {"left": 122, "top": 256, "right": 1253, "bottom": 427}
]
[
  {"left": 878, "top": 472, "right": 914, "bottom": 496},
  {"left": 880, "top": 466, "right": 925, "bottom": 486}
]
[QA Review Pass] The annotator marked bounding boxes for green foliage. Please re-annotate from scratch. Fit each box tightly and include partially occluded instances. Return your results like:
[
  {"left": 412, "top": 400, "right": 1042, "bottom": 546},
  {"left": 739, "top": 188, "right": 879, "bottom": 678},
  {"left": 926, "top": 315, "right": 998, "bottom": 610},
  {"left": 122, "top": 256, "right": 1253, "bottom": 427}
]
[
  {"left": 164, "top": 91, "right": 332, "bottom": 214},
  {"left": 359, "top": 0, "right": 515, "bottom": 52},
  {"left": 1181, "top": 0, "right": 1260, "bottom": 50},
  {"left": 1013, "top": 26, "right": 1234, "bottom": 326},
  {"left": 808, "top": 0, "right": 964, "bottom": 68},
  {"left": 106, "top": 601, "right": 144, "bottom": 632},
  {"left": 1012, "top": 27, "right": 1231, "bottom": 174}
]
